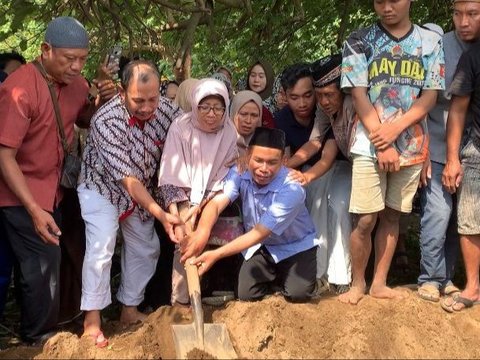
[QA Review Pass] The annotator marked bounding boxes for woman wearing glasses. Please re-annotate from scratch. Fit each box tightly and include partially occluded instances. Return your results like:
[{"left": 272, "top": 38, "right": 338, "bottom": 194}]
[{"left": 158, "top": 78, "right": 238, "bottom": 306}]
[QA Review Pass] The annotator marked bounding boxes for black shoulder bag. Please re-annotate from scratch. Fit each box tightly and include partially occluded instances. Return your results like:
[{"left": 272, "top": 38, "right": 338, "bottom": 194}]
[{"left": 33, "top": 60, "right": 82, "bottom": 189}]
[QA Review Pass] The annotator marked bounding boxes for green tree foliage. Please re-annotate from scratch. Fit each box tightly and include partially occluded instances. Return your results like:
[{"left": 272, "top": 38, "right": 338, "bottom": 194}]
[{"left": 0, "top": 0, "right": 452, "bottom": 82}]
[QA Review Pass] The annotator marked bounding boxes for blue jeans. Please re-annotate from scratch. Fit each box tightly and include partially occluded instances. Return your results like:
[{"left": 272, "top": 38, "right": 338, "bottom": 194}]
[{"left": 418, "top": 161, "right": 459, "bottom": 288}]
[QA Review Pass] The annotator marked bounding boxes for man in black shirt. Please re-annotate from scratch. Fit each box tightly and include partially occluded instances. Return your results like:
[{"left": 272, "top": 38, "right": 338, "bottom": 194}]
[
  {"left": 442, "top": 41, "right": 480, "bottom": 312},
  {"left": 274, "top": 63, "right": 317, "bottom": 167}
]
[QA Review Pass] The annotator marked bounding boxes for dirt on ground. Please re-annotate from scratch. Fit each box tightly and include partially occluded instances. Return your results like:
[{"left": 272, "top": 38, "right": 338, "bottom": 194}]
[{"left": 1, "top": 286, "right": 479, "bottom": 359}]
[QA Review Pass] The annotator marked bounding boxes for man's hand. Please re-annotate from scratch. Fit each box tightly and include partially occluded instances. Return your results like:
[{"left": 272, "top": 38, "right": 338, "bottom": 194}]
[
  {"left": 158, "top": 211, "right": 183, "bottom": 243},
  {"left": 442, "top": 159, "right": 463, "bottom": 194},
  {"left": 377, "top": 146, "right": 400, "bottom": 172},
  {"left": 96, "top": 57, "right": 120, "bottom": 82},
  {"left": 92, "top": 79, "right": 117, "bottom": 103},
  {"left": 370, "top": 121, "right": 403, "bottom": 151},
  {"left": 179, "top": 230, "right": 209, "bottom": 263},
  {"left": 172, "top": 224, "right": 186, "bottom": 244},
  {"left": 287, "top": 169, "right": 307, "bottom": 186},
  {"left": 419, "top": 157, "right": 431, "bottom": 188},
  {"left": 192, "top": 250, "right": 219, "bottom": 276},
  {"left": 29, "top": 206, "right": 61, "bottom": 246}
]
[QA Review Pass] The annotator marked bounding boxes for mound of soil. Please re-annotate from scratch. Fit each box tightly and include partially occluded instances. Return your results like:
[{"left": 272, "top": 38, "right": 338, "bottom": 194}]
[{"left": 1, "top": 287, "right": 479, "bottom": 359}]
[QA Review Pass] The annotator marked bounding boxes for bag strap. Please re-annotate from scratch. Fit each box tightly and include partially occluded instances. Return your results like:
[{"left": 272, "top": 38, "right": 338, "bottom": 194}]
[{"left": 32, "top": 60, "right": 70, "bottom": 153}]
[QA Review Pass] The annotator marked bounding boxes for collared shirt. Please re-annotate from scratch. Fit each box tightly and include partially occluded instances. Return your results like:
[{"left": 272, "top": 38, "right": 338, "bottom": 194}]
[
  {"left": 223, "top": 166, "right": 318, "bottom": 263},
  {"left": 274, "top": 105, "right": 319, "bottom": 167},
  {"left": 79, "top": 95, "right": 182, "bottom": 220},
  {"left": 0, "top": 61, "right": 89, "bottom": 211}
]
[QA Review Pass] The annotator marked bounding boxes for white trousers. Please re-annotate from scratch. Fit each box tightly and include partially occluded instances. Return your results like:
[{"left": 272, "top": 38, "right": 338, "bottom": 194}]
[
  {"left": 78, "top": 184, "right": 160, "bottom": 310},
  {"left": 305, "top": 160, "right": 352, "bottom": 285}
]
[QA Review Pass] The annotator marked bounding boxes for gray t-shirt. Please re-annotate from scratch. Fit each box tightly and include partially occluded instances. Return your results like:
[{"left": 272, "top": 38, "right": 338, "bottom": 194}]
[{"left": 427, "top": 31, "right": 475, "bottom": 164}]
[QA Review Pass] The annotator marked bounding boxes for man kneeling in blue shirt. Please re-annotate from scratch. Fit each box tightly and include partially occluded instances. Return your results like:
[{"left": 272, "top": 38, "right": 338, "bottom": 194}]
[{"left": 188, "top": 127, "right": 319, "bottom": 302}]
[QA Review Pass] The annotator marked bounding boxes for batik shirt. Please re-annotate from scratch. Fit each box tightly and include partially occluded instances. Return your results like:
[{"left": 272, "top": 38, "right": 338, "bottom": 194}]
[
  {"left": 79, "top": 95, "right": 182, "bottom": 220},
  {"left": 341, "top": 23, "right": 445, "bottom": 166}
]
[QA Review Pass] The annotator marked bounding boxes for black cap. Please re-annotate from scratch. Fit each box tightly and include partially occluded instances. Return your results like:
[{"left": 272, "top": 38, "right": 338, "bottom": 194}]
[
  {"left": 311, "top": 54, "right": 342, "bottom": 88},
  {"left": 249, "top": 127, "right": 286, "bottom": 151}
]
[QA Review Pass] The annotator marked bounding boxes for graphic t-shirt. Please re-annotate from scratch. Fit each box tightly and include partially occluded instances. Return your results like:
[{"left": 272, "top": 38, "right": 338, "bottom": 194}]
[{"left": 341, "top": 23, "right": 445, "bottom": 166}]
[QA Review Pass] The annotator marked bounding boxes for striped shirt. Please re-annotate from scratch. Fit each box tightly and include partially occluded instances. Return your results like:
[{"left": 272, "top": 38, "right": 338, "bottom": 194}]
[{"left": 79, "top": 95, "right": 182, "bottom": 220}]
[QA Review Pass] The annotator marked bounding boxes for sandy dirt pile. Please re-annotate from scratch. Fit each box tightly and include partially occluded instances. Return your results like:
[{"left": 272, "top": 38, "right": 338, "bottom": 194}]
[{"left": 1, "top": 287, "right": 479, "bottom": 359}]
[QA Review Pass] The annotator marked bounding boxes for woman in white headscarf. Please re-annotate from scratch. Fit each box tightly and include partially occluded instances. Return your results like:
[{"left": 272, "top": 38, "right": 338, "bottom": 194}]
[{"left": 158, "top": 78, "right": 238, "bottom": 305}]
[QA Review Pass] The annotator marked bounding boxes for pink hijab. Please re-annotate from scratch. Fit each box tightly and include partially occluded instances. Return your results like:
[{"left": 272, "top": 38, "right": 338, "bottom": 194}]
[{"left": 158, "top": 78, "right": 238, "bottom": 205}]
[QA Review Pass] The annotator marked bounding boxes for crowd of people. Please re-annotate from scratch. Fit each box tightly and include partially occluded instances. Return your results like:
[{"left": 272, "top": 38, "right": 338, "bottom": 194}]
[{"left": 1, "top": 0, "right": 480, "bottom": 351}]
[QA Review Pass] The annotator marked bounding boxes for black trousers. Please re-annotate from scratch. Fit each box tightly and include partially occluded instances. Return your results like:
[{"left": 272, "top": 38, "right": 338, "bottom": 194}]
[
  {"left": 0, "top": 214, "right": 13, "bottom": 319},
  {"left": 58, "top": 189, "right": 85, "bottom": 323},
  {"left": 0, "top": 206, "right": 61, "bottom": 343},
  {"left": 238, "top": 245, "right": 317, "bottom": 303}
]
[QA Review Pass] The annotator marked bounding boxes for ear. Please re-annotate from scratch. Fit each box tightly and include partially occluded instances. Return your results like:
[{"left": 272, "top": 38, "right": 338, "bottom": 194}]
[
  {"left": 118, "top": 84, "right": 126, "bottom": 101},
  {"left": 40, "top": 42, "right": 52, "bottom": 57}
]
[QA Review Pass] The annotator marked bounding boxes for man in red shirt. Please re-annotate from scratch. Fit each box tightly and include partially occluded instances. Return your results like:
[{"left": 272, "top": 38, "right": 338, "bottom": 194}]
[{"left": 0, "top": 16, "right": 115, "bottom": 344}]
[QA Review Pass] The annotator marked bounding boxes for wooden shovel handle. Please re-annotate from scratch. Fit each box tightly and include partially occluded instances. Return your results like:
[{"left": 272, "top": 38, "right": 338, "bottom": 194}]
[{"left": 185, "top": 257, "right": 201, "bottom": 297}]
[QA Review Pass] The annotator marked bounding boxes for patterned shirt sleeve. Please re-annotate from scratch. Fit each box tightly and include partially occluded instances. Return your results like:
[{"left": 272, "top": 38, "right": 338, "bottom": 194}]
[
  {"left": 158, "top": 184, "right": 189, "bottom": 210},
  {"left": 90, "top": 114, "right": 133, "bottom": 182},
  {"left": 341, "top": 30, "right": 369, "bottom": 89},
  {"left": 423, "top": 36, "right": 445, "bottom": 90}
]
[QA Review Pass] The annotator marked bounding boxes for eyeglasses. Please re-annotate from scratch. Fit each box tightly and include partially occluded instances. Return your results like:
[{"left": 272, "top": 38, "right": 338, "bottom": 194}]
[{"left": 197, "top": 104, "right": 225, "bottom": 115}]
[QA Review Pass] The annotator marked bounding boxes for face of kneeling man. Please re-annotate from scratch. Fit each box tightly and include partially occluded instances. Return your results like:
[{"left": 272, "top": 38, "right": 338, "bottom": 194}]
[{"left": 248, "top": 145, "right": 285, "bottom": 187}]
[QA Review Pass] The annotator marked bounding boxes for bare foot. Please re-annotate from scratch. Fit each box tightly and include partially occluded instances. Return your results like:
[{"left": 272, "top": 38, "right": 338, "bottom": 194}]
[
  {"left": 338, "top": 286, "right": 366, "bottom": 305},
  {"left": 120, "top": 306, "right": 148, "bottom": 326},
  {"left": 369, "top": 285, "right": 408, "bottom": 300},
  {"left": 83, "top": 310, "right": 102, "bottom": 337}
]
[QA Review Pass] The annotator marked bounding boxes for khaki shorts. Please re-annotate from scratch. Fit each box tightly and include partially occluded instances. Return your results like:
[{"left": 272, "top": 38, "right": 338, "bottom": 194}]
[{"left": 349, "top": 155, "right": 422, "bottom": 214}]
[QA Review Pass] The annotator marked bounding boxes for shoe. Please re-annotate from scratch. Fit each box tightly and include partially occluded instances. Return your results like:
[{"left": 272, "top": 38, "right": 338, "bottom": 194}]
[
  {"left": 333, "top": 284, "right": 350, "bottom": 295},
  {"left": 417, "top": 283, "right": 440, "bottom": 302},
  {"left": 441, "top": 295, "right": 480, "bottom": 313},
  {"left": 82, "top": 331, "right": 109, "bottom": 348},
  {"left": 312, "top": 277, "right": 330, "bottom": 298}
]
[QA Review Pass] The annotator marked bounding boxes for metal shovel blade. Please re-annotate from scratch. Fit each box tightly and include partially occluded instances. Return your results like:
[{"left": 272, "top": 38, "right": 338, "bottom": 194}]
[{"left": 172, "top": 322, "right": 237, "bottom": 359}]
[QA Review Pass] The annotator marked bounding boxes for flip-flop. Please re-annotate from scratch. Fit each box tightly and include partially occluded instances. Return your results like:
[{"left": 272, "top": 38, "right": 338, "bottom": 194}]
[
  {"left": 441, "top": 295, "right": 480, "bottom": 313},
  {"left": 417, "top": 283, "right": 440, "bottom": 302},
  {"left": 82, "top": 331, "right": 109, "bottom": 348},
  {"left": 442, "top": 284, "right": 461, "bottom": 297}
]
